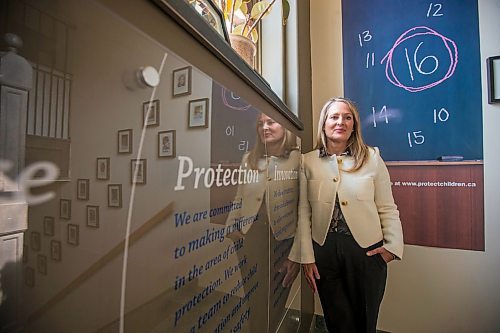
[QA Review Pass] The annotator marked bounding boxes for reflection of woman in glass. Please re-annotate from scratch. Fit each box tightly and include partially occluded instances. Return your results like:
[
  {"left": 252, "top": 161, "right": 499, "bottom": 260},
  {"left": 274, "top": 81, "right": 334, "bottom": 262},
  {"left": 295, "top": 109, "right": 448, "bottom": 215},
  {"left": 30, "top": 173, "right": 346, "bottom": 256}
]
[
  {"left": 228, "top": 114, "right": 299, "bottom": 241},
  {"left": 225, "top": 113, "right": 301, "bottom": 332}
]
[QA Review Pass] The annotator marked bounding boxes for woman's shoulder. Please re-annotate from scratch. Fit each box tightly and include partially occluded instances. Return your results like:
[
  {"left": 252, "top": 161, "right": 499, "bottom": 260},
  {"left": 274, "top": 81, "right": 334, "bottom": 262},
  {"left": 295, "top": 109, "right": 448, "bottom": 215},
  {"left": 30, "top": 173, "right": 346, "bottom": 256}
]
[
  {"left": 302, "top": 149, "right": 323, "bottom": 166},
  {"left": 303, "top": 149, "right": 320, "bottom": 158},
  {"left": 364, "top": 146, "right": 387, "bottom": 168}
]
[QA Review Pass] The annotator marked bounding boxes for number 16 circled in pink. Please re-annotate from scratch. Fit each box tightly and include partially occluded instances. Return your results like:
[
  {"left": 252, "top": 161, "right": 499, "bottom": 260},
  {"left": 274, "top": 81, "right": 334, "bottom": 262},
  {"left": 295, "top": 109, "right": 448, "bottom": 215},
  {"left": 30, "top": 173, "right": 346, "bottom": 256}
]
[{"left": 381, "top": 26, "right": 458, "bottom": 93}]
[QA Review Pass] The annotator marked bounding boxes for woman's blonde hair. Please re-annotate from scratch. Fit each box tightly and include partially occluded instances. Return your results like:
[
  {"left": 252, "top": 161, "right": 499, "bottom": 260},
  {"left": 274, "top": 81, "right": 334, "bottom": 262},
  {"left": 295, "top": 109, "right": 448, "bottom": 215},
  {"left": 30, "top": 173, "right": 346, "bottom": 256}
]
[
  {"left": 247, "top": 114, "right": 299, "bottom": 170},
  {"left": 315, "top": 97, "right": 370, "bottom": 171}
]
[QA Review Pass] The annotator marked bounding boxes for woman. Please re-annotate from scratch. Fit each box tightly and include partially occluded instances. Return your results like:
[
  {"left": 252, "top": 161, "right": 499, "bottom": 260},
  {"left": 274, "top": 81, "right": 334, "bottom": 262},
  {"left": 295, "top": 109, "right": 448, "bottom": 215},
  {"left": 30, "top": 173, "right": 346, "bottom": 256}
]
[
  {"left": 227, "top": 113, "right": 300, "bottom": 242},
  {"left": 288, "top": 97, "right": 404, "bottom": 333},
  {"left": 225, "top": 113, "right": 301, "bottom": 331}
]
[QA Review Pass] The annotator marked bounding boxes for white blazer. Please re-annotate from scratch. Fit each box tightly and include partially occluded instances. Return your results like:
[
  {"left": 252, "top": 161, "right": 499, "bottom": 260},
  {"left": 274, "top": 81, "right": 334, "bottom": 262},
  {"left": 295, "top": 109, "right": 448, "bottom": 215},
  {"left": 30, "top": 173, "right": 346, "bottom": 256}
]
[
  {"left": 288, "top": 147, "right": 404, "bottom": 263},
  {"left": 225, "top": 150, "right": 301, "bottom": 240}
]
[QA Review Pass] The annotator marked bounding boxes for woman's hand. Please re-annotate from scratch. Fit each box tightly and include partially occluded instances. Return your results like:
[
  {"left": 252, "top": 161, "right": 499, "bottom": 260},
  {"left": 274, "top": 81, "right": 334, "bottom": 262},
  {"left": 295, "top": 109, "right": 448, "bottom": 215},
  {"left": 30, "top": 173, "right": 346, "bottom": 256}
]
[
  {"left": 279, "top": 259, "right": 300, "bottom": 288},
  {"left": 302, "top": 263, "right": 320, "bottom": 294},
  {"left": 366, "top": 246, "right": 396, "bottom": 263}
]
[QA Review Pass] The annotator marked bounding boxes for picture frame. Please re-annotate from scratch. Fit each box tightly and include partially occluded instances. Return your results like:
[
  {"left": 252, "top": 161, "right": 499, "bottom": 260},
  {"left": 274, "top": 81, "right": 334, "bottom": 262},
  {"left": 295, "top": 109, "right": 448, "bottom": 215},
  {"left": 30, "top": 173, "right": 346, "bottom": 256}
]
[
  {"left": 86, "top": 205, "right": 99, "bottom": 228},
  {"left": 117, "top": 129, "right": 133, "bottom": 154},
  {"left": 142, "top": 99, "right": 160, "bottom": 127},
  {"left": 96, "top": 157, "right": 110, "bottom": 180},
  {"left": 172, "top": 66, "right": 192, "bottom": 97},
  {"left": 184, "top": 0, "right": 229, "bottom": 42},
  {"left": 67, "top": 224, "right": 79, "bottom": 246},
  {"left": 30, "top": 232, "right": 41, "bottom": 251},
  {"left": 23, "top": 244, "right": 29, "bottom": 263},
  {"left": 25, "top": 267, "right": 35, "bottom": 287},
  {"left": 108, "top": 184, "right": 122, "bottom": 208},
  {"left": 43, "top": 216, "right": 55, "bottom": 237},
  {"left": 487, "top": 55, "right": 500, "bottom": 104},
  {"left": 59, "top": 199, "right": 71, "bottom": 220},
  {"left": 131, "top": 159, "right": 147, "bottom": 185},
  {"left": 158, "top": 130, "right": 176, "bottom": 158},
  {"left": 37, "top": 254, "right": 47, "bottom": 275},
  {"left": 188, "top": 98, "right": 209, "bottom": 128},
  {"left": 50, "top": 240, "right": 62, "bottom": 261},
  {"left": 77, "top": 179, "right": 90, "bottom": 201}
]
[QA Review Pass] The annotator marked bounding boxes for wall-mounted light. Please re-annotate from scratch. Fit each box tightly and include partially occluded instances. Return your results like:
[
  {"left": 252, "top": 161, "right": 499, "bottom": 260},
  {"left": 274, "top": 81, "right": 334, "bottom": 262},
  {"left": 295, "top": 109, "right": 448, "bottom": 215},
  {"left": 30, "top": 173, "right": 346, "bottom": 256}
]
[
  {"left": 138, "top": 66, "right": 160, "bottom": 88},
  {"left": 487, "top": 56, "right": 500, "bottom": 104}
]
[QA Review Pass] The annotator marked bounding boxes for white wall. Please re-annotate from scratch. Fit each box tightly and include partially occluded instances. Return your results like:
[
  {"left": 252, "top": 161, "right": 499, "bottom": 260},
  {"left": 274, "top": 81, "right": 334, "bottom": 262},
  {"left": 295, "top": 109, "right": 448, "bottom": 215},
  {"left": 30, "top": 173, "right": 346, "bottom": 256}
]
[{"left": 310, "top": 0, "right": 500, "bottom": 332}]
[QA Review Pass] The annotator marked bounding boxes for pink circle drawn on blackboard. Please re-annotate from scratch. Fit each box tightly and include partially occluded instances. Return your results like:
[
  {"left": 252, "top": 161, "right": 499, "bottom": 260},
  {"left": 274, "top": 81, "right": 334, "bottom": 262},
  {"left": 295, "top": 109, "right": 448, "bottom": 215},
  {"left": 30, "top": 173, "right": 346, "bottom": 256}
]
[
  {"left": 222, "top": 87, "right": 252, "bottom": 111},
  {"left": 380, "top": 26, "right": 458, "bottom": 93}
]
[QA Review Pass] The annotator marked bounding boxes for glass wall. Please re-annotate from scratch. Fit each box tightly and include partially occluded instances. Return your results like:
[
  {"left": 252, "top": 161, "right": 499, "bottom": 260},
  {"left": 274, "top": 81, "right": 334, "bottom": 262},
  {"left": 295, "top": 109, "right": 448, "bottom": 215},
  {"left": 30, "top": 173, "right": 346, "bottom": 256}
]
[{"left": 0, "top": 0, "right": 303, "bottom": 332}]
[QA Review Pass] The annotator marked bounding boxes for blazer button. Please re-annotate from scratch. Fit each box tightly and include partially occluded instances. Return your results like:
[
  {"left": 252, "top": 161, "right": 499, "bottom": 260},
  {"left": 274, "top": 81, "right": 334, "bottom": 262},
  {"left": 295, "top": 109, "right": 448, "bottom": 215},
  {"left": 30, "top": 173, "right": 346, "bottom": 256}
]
[
  {"left": 267, "top": 177, "right": 272, "bottom": 181},
  {"left": 333, "top": 177, "right": 339, "bottom": 182},
  {"left": 341, "top": 200, "right": 348, "bottom": 206},
  {"left": 257, "top": 197, "right": 262, "bottom": 202},
  {"left": 337, "top": 158, "right": 343, "bottom": 164}
]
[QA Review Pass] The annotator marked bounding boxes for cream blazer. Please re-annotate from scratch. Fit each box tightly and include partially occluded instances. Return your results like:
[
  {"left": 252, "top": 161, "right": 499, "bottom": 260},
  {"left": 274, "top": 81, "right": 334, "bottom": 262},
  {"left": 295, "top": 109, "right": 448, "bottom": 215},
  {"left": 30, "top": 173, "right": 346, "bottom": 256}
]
[
  {"left": 225, "top": 150, "right": 300, "bottom": 240},
  {"left": 288, "top": 147, "right": 404, "bottom": 263}
]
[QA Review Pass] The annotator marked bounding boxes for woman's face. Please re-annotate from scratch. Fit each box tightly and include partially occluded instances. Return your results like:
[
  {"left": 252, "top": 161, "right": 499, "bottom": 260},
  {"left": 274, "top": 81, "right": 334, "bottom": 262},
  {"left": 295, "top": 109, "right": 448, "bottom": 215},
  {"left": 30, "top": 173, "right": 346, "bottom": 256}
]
[
  {"left": 257, "top": 114, "right": 285, "bottom": 146},
  {"left": 323, "top": 101, "right": 355, "bottom": 145}
]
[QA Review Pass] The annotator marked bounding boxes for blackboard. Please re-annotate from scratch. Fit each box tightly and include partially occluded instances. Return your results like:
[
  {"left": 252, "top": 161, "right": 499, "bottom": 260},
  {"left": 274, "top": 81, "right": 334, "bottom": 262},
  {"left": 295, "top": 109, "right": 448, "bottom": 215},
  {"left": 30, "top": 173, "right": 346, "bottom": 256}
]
[{"left": 342, "top": 0, "right": 483, "bottom": 161}]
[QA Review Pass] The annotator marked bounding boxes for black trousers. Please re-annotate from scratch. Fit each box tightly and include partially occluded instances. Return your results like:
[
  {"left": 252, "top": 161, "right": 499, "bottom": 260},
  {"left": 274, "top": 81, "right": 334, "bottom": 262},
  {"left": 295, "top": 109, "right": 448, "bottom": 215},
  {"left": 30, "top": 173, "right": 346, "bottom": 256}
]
[{"left": 313, "top": 232, "right": 387, "bottom": 333}]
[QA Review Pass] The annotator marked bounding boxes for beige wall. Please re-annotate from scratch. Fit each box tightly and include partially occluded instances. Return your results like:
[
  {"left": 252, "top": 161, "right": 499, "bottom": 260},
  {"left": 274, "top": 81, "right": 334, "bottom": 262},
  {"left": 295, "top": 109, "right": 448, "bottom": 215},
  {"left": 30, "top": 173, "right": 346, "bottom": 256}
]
[
  {"left": 310, "top": 0, "right": 343, "bottom": 146},
  {"left": 310, "top": 0, "right": 500, "bottom": 332}
]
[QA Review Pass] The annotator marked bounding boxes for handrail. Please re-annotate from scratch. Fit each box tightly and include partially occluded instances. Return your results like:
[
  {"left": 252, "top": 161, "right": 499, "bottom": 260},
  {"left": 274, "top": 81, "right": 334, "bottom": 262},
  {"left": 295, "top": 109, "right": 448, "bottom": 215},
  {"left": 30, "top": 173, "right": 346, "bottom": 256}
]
[{"left": 27, "top": 201, "right": 175, "bottom": 323}]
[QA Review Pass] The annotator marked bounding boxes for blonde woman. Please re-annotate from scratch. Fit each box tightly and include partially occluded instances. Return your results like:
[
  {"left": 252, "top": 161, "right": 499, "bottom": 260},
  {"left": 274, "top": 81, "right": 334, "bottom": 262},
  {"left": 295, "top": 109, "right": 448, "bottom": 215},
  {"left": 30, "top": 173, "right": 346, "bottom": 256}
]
[
  {"left": 289, "top": 97, "right": 404, "bottom": 333},
  {"left": 224, "top": 113, "right": 301, "bottom": 331}
]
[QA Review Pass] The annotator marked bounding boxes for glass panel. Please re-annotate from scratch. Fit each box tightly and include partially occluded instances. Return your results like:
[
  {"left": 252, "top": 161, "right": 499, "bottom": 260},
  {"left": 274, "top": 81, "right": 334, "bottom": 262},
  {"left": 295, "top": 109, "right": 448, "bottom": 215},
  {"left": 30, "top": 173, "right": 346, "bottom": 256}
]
[{"left": 0, "top": 0, "right": 302, "bottom": 332}]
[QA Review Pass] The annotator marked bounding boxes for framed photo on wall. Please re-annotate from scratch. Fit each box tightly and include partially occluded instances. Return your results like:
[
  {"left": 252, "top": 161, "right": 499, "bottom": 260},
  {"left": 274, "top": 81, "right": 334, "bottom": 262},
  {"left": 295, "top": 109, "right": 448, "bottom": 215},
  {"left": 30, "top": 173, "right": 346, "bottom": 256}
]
[
  {"left": 37, "top": 254, "right": 47, "bottom": 275},
  {"left": 117, "top": 129, "right": 133, "bottom": 154},
  {"left": 77, "top": 179, "right": 90, "bottom": 200},
  {"left": 172, "top": 66, "right": 192, "bottom": 97},
  {"left": 142, "top": 99, "right": 160, "bottom": 127},
  {"left": 50, "top": 240, "right": 62, "bottom": 261},
  {"left": 25, "top": 267, "right": 35, "bottom": 287},
  {"left": 43, "top": 216, "right": 55, "bottom": 236},
  {"left": 23, "top": 245, "right": 29, "bottom": 263},
  {"left": 158, "top": 130, "right": 176, "bottom": 158},
  {"left": 131, "top": 159, "right": 147, "bottom": 184},
  {"left": 86, "top": 205, "right": 99, "bottom": 228},
  {"left": 59, "top": 199, "right": 71, "bottom": 220},
  {"left": 96, "top": 157, "right": 110, "bottom": 180},
  {"left": 30, "top": 232, "right": 41, "bottom": 251},
  {"left": 188, "top": 98, "right": 209, "bottom": 128},
  {"left": 108, "top": 184, "right": 122, "bottom": 208},
  {"left": 67, "top": 224, "right": 79, "bottom": 246},
  {"left": 487, "top": 55, "right": 500, "bottom": 104}
]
